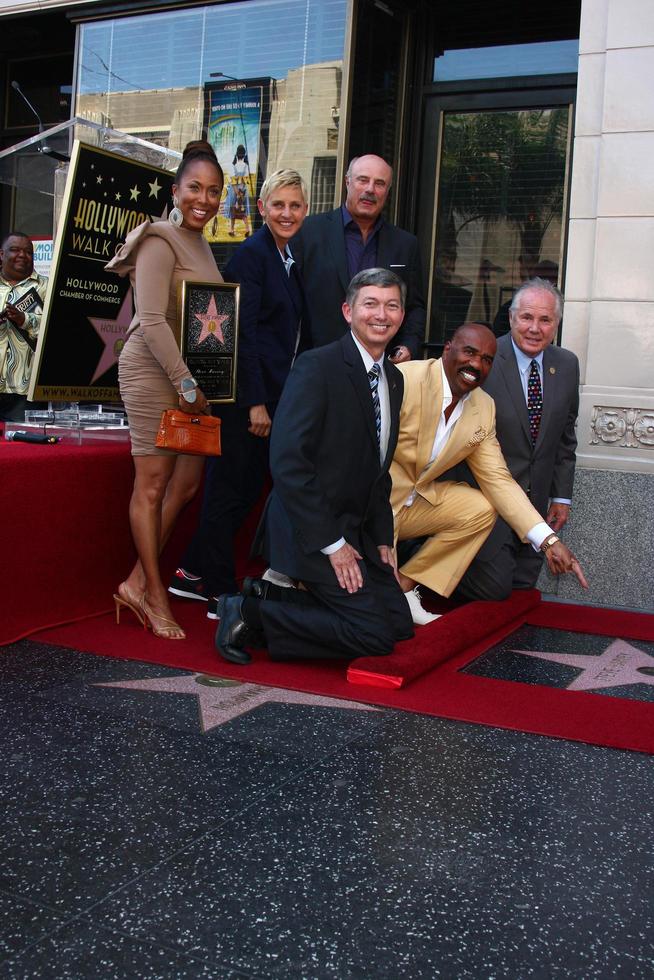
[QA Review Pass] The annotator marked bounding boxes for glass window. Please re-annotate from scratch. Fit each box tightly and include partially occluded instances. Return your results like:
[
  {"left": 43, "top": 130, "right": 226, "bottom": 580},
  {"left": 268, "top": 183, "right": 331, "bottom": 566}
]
[
  {"left": 434, "top": 40, "right": 579, "bottom": 82},
  {"left": 430, "top": 106, "right": 570, "bottom": 343},
  {"left": 310, "top": 156, "right": 337, "bottom": 214},
  {"left": 348, "top": 0, "right": 405, "bottom": 216},
  {"left": 75, "top": 0, "right": 348, "bottom": 248}
]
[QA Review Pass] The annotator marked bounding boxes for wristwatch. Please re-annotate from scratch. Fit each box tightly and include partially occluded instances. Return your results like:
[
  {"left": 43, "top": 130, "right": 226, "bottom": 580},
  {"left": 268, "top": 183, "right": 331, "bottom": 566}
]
[
  {"left": 541, "top": 533, "right": 560, "bottom": 553},
  {"left": 180, "top": 377, "right": 197, "bottom": 404}
]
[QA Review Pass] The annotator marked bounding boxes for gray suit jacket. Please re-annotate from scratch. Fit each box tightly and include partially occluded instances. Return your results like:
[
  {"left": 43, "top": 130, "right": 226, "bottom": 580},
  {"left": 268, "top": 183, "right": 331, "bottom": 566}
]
[
  {"left": 486, "top": 333, "right": 579, "bottom": 521},
  {"left": 290, "top": 208, "right": 426, "bottom": 357}
]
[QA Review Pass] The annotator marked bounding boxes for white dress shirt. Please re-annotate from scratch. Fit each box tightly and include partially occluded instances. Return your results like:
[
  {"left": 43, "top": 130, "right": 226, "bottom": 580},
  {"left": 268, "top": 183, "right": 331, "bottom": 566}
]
[{"left": 404, "top": 360, "right": 467, "bottom": 507}]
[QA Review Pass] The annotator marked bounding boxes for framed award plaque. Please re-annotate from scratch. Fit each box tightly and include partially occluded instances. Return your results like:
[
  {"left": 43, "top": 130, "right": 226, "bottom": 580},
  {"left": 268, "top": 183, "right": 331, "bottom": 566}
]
[{"left": 177, "top": 280, "right": 240, "bottom": 403}]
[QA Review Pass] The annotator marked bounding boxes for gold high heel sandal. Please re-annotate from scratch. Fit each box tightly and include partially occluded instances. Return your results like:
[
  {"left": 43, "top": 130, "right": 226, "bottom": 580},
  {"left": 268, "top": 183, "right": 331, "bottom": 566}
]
[
  {"left": 140, "top": 597, "right": 186, "bottom": 640},
  {"left": 113, "top": 586, "right": 146, "bottom": 627}
]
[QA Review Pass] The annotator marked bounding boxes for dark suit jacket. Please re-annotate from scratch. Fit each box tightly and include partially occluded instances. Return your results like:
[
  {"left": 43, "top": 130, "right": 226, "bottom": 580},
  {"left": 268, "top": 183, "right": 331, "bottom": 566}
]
[
  {"left": 290, "top": 208, "right": 426, "bottom": 357},
  {"left": 486, "top": 333, "right": 579, "bottom": 519},
  {"left": 224, "top": 223, "right": 309, "bottom": 408},
  {"left": 264, "top": 332, "right": 404, "bottom": 584}
]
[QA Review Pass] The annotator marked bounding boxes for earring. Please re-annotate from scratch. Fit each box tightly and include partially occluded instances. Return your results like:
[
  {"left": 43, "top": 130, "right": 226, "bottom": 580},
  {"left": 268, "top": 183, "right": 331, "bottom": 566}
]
[{"left": 169, "top": 197, "right": 183, "bottom": 227}]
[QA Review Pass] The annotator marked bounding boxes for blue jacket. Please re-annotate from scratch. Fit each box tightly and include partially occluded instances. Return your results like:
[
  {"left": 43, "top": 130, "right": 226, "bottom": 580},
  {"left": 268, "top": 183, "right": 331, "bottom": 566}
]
[{"left": 224, "top": 223, "right": 309, "bottom": 408}]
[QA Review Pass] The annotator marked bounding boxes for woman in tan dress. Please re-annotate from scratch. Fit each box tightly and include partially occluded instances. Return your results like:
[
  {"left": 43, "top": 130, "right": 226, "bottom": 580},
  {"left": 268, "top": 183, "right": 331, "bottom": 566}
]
[{"left": 106, "top": 141, "right": 223, "bottom": 639}]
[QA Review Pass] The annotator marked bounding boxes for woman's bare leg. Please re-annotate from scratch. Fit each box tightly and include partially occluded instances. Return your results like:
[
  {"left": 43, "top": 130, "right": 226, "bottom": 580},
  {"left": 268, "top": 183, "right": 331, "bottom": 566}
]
[
  {"left": 121, "top": 454, "right": 188, "bottom": 637},
  {"left": 122, "top": 455, "right": 205, "bottom": 598}
]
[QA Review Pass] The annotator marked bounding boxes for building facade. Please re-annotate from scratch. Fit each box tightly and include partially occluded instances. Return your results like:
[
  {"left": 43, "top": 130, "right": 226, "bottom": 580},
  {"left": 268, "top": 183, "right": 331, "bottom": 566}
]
[{"left": 1, "top": 0, "right": 652, "bottom": 610}]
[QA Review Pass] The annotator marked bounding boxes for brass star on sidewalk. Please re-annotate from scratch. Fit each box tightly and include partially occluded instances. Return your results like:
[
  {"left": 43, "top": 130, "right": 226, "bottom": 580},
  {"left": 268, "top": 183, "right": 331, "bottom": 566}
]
[
  {"left": 513, "top": 639, "right": 654, "bottom": 691},
  {"left": 95, "top": 673, "right": 378, "bottom": 733}
]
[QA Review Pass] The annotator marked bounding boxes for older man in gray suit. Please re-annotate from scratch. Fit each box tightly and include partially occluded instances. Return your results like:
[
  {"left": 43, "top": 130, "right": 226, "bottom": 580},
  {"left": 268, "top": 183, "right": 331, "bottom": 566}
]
[{"left": 455, "top": 277, "right": 580, "bottom": 601}]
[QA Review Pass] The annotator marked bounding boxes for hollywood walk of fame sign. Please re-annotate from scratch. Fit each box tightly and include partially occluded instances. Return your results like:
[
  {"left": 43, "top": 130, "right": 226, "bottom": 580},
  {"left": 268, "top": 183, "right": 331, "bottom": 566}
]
[
  {"left": 29, "top": 141, "right": 175, "bottom": 402},
  {"left": 177, "top": 280, "right": 239, "bottom": 402},
  {"left": 95, "top": 672, "right": 377, "bottom": 733}
]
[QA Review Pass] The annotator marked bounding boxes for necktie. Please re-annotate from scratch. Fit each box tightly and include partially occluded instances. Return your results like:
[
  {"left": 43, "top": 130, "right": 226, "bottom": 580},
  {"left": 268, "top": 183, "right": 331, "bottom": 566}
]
[
  {"left": 368, "top": 363, "right": 381, "bottom": 450},
  {"left": 527, "top": 359, "right": 542, "bottom": 444}
]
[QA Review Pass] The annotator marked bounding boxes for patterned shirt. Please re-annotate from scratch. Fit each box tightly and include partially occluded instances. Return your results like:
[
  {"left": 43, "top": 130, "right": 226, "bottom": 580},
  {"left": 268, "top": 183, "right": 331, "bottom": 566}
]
[{"left": 0, "top": 271, "right": 48, "bottom": 394}]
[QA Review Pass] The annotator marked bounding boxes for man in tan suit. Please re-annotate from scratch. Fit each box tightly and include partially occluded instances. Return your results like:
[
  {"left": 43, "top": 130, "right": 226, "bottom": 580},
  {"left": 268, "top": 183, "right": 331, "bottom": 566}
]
[{"left": 390, "top": 323, "right": 587, "bottom": 624}]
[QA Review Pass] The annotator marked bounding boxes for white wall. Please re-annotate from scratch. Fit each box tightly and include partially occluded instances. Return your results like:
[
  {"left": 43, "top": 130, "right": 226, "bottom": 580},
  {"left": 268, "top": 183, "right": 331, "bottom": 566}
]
[{"left": 563, "top": 0, "right": 654, "bottom": 472}]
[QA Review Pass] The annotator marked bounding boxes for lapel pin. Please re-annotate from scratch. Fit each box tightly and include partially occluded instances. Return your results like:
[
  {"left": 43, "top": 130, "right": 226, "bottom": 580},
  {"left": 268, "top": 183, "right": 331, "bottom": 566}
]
[{"left": 549, "top": 366, "right": 556, "bottom": 375}]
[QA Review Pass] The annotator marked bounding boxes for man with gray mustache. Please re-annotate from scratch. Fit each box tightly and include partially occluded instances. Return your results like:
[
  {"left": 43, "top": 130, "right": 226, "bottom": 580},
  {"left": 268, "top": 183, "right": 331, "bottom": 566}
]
[{"left": 290, "top": 154, "right": 425, "bottom": 362}]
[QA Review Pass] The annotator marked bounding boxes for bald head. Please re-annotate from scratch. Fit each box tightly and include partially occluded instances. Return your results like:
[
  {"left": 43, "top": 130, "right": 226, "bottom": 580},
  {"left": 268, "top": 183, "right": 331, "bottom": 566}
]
[
  {"left": 442, "top": 323, "right": 496, "bottom": 401},
  {"left": 0, "top": 233, "right": 34, "bottom": 285},
  {"left": 344, "top": 155, "right": 392, "bottom": 228}
]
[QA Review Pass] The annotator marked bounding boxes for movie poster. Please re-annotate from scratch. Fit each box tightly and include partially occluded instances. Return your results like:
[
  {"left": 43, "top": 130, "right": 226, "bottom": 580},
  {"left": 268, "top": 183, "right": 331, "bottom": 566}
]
[
  {"left": 205, "top": 81, "right": 268, "bottom": 245},
  {"left": 29, "top": 142, "right": 175, "bottom": 402}
]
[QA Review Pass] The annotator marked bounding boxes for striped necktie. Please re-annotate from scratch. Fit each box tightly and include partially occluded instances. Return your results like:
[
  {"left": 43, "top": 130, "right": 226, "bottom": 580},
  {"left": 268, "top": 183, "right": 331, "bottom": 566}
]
[
  {"left": 527, "top": 359, "right": 542, "bottom": 444},
  {"left": 368, "top": 363, "right": 381, "bottom": 451}
]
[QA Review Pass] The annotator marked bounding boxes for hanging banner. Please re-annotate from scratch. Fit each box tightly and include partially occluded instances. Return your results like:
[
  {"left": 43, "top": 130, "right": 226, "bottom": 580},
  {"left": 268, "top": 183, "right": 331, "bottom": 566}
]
[
  {"left": 204, "top": 79, "right": 271, "bottom": 245},
  {"left": 29, "top": 141, "right": 175, "bottom": 402}
]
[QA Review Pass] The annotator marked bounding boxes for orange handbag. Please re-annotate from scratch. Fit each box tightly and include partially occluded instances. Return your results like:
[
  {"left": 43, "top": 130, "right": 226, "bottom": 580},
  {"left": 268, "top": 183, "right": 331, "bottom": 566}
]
[{"left": 155, "top": 410, "right": 221, "bottom": 455}]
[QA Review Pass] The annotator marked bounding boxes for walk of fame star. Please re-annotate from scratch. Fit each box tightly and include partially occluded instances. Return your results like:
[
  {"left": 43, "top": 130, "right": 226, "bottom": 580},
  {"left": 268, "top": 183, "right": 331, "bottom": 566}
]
[
  {"left": 95, "top": 673, "right": 378, "bottom": 733},
  {"left": 87, "top": 287, "right": 134, "bottom": 383},
  {"left": 513, "top": 639, "right": 654, "bottom": 691},
  {"left": 195, "top": 295, "right": 229, "bottom": 345}
]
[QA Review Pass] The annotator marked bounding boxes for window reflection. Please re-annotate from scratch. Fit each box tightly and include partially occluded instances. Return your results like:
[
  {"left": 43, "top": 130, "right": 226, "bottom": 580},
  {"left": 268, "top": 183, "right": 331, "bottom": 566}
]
[
  {"left": 75, "top": 0, "right": 348, "bottom": 230},
  {"left": 434, "top": 40, "right": 579, "bottom": 82},
  {"left": 431, "top": 107, "right": 569, "bottom": 343}
]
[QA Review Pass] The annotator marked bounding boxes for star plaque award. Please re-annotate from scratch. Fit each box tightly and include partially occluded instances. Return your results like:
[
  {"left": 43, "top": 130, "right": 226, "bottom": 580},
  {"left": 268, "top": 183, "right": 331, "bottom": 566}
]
[{"left": 177, "top": 281, "right": 240, "bottom": 403}]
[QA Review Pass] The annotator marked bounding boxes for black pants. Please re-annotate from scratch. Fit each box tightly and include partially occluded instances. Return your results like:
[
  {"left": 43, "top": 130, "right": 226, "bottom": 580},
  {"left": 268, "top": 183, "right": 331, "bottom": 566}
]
[
  {"left": 260, "top": 559, "right": 413, "bottom": 661},
  {"left": 455, "top": 517, "right": 543, "bottom": 602},
  {"left": 181, "top": 404, "right": 269, "bottom": 598}
]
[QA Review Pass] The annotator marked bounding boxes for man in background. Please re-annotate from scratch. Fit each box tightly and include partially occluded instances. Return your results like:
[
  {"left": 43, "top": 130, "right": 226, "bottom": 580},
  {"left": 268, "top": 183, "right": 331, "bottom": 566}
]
[
  {"left": 0, "top": 232, "right": 48, "bottom": 421},
  {"left": 291, "top": 154, "right": 425, "bottom": 361},
  {"left": 455, "top": 278, "right": 579, "bottom": 601}
]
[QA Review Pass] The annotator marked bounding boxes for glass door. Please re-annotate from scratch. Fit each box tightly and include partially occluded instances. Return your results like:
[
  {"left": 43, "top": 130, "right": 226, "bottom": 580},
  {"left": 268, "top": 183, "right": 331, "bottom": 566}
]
[{"left": 416, "top": 89, "right": 575, "bottom": 349}]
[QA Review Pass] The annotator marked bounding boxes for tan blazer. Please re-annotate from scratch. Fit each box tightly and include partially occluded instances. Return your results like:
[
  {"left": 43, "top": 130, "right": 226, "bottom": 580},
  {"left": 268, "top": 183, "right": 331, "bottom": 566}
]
[{"left": 390, "top": 358, "right": 544, "bottom": 542}]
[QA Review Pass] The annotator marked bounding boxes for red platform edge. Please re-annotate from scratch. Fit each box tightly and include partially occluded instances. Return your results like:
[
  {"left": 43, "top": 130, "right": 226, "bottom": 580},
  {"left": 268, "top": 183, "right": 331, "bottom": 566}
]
[{"left": 347, "top": 589, "right": 542, "bottom": 688}]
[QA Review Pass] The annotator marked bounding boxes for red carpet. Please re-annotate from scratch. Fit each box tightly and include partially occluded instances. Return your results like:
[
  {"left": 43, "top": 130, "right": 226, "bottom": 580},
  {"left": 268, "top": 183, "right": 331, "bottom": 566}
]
[
  {"left": 0, "top": 440, "right": 263, "bottom": 646},
  {"left": 32, "top": 595, "right": 654, "bottom": 755}
]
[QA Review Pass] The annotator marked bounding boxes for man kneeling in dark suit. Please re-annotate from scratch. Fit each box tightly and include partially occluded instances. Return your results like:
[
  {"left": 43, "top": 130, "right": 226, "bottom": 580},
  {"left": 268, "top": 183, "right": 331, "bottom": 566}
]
[{"left": 214, "top": 268, "right": 414, "bottom": 664}]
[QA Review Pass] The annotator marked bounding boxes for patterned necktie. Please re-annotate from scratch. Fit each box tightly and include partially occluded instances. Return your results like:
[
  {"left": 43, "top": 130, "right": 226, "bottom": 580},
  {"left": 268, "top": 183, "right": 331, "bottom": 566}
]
[
  {"left": 368, "top": 363, "right": 381, "bottom": 450},
  {"left": 527, "top": 359, "right": 542, "bottom": 444}
]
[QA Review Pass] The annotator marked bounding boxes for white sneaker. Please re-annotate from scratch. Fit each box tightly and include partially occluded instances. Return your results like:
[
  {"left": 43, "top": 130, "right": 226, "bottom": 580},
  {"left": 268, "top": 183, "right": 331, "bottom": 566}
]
[
  {"left": 262, "top": 568, "right": 295, "bottom": 588},
  {"left": 403, "top": 587, "right": 442, "bottom": 625}
]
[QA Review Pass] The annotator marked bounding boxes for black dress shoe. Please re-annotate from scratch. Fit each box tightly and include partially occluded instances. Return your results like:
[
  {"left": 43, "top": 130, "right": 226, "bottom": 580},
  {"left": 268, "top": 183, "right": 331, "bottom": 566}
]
[
  {"left": 241, "top": 575, "right": 280, "bottom": 599},
  {"left": 214, "top": 595, "right": 253, "bottom": 665},
  {"left": 242, "top": 576, "right": 270, "bottom": 600}
]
